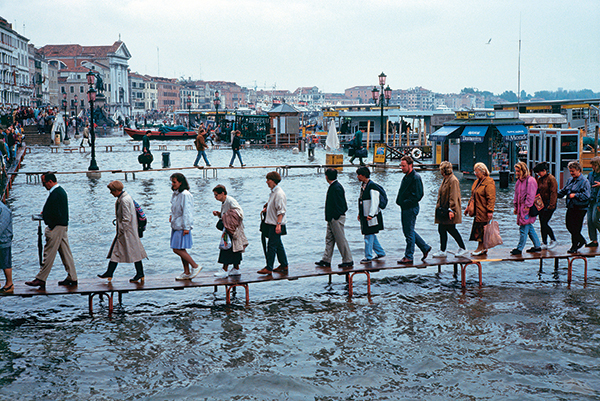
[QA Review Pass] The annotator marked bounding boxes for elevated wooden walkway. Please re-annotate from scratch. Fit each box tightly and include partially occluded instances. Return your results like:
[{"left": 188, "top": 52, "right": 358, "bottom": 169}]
[{"left": 3, "top": 245, "right": 597, "bottom": 317}]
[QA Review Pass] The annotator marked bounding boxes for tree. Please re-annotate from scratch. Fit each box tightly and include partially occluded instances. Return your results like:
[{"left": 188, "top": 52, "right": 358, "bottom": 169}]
[{"left": 499, "top": 91, "right": 518, "bottom": 102}]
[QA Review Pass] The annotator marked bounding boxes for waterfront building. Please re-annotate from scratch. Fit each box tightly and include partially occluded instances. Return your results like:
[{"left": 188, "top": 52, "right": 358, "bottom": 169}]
[
  {"left": 28, "top": 44, "right": 50, "bottom": 107},
  {"left": 0, "top": 17, "right": 30, "bottom": 107},
  {"left": 149, "top": 76, "right": 179, "bottom": 112},
  {"left": 39, "top": 41, "right": 132, "bottom": 116},
  {"left": 57, "top": 66, "right": 89, "bottom": 115},
  {"left": 293, "top": 86, "right": 324, "bottom": 106},
  {"left": 344, "top": 86, "right": 373, "bottom": 104}
]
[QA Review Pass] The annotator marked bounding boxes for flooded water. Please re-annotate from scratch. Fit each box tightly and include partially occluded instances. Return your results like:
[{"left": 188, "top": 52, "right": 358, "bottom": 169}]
[{"left": 0, "top": 133, "right": 599, "bottom": 400}]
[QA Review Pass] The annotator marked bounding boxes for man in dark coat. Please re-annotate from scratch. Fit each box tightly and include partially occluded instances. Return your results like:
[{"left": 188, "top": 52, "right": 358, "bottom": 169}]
[
  {"left": 356, "top": 166, "right": 385, "bottom": 263},
  {"left": 315, "top": 168, "right": 353, "bottom": 268},
  {"left": 229, "top": 130, "right": 245, "bottom": 167},
  {"left": 396, "top": 155, "right": 431, "bottom": 264},
  {"left": 25, "top": 173, "right": 77, "bottom": 289}
]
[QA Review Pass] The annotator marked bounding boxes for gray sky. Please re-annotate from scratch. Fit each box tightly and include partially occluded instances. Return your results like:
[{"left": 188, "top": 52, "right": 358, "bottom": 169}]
[{"left": 2, "top": 0, "right": 598, "bottom": 95}]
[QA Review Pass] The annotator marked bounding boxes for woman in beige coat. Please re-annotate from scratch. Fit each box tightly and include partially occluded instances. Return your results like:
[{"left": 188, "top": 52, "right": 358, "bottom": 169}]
[
  {"left": 98, "top": 181, "right": 147, "bottom": 283},
  {"left": 433, "top": 161, "right": 467, "bottom": 258},
  {"left": 465, "top": 162, "right": 496, "bottom": 255}
]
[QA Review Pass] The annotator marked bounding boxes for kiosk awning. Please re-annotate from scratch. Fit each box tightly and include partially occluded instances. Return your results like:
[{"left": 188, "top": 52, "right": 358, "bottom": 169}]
[
  {"left": 496, "top": 125, "right": 528, "bottom": 141},
  {"left": 460, "top": 126, "right": 488, "bottom": 143},
  {"left": 429, "top": 126, "right": 461, "bottom": 142}
]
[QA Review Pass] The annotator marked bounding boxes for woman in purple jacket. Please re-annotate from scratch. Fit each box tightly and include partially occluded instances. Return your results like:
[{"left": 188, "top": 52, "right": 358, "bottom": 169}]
[{"left": 511, "top": 162, "right": 542, "bottom": 255}]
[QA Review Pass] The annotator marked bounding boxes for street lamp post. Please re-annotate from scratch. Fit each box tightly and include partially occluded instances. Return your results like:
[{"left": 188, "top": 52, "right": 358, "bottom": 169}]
[
  {"left": 214, "top": 90, "right": 221, "bottom": 128},
  {"left": 62, "top": 93, "right": 70, "bottom": 141},
  {"left": 371, "top": 72, "right": 392, "bottom": 143},
  {"left": 73, "top": 94, "right": 79, "bottom": 138},
  {"left": 187, "top": 94, "right": 191, "bottom": 130},
  {"left": 87, "top": 70, "right": 99, "bottom": 174}
]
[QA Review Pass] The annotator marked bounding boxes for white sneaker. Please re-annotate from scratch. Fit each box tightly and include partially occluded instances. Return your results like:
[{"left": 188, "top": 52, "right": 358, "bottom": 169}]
[
  {"left": 175, "top": 273, "right": 191, "bottom": 281},
  {"left": 214, "top": 270, "right": 228, "bottom": 278},
  {"left": 540, "top": 244, "right": 548, "bottom": 250},
  {"left": 432, "top": 250, "right": 447, "bottom": 258},
  {"left": 455, "top": 248, "right": 469, "bottom": 257},
  {"left": 548, "top": 240, "right": 558, "bottom": 250},
  {"left": 228, "top": 269, "right": 241, "bottom": 276},
  {"left": 189, "top": 266, "right": 203, "bottom": 279}
]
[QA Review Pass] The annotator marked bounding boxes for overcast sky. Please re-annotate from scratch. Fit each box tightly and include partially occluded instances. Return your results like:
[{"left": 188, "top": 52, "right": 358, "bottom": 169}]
[{"left": 2, "top": 0, "right": 598, "bottom": 95}]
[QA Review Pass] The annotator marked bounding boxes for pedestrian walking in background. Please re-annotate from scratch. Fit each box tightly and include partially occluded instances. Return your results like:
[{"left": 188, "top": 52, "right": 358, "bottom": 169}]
[
  {"left": 586, "top": 156, "right": 600, "bottom": 247},
  {"left": 0, "top": 201, "right": 13, "bottom": 294},
  {"left": 432, "top": 161, "right": 467, "bottom": 258},
  {"left": 315, "top": 168, "right": 353, "bottom": 269},
  {"left": 193, "top": 128, "right": 211, "bottom": 167},
  {"left": 25, "top": 173, "right": 77, "bottom": 289},
  {"left": 349, "top": 128, "right": 365, "bottom": 166},
  {"left": 396, "top": 155, "right": 431, "bottom": 264},
  {"left": 229, "top": 130, "right": 245, "bottom": 167},
  {"left": 138, "top": 131, "right": 153, "bottom": 170},
  {"left": 511, "top": 162, "right": 542, "bottom": 255},
  {"left": 356, "top": 166, "right": 385, "bottom": 263},
  {"left": 257, "top": 171, "right": 288, "bottom": 275},
  {"left": 97, "top": 181, "right": 147, "bottom": 283},
  {"left": 169, "top": 173, "right": 202, "bottom": 280},
  {"left": 465, "top": 162, "right": 496, "bottom": 256},
  {"left": 558, "top": 161, "right": 591, "bottom": 253},
  {"left": 212, "top": 185, "right": 248, "bottom": 278},
  {"left": 533, "top": 162, "right": 558, "bottom": 249}
]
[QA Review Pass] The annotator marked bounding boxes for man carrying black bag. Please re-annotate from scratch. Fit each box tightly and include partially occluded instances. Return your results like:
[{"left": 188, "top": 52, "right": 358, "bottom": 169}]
[{"left": 138, "top": 131, "right": 153, "bottom": 170}]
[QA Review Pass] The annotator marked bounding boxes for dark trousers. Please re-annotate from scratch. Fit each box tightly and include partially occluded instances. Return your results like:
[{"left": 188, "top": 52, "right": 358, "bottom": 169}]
[
  {"left": 538, "top": 208, "right": 556, "bottom": 244},
  {"left": 438, "top": 224, "right": 466, "bottom": 251},
  {"left": 566, "top": 208, "right": 587, "bottom": 248},
  {"left": 265, "top": 225, "right": 288, "bottom": 271}
]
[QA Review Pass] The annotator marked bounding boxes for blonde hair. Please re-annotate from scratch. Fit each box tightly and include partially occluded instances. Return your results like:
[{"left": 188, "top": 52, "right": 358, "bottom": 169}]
[
  {"left": 439, "top": 161, "right": 453, "bottom": 176},
  {"left": 107, "top": 180, "right": 124, "bottom": 192},
  {"left": 514, "top": 161, "right": 530, "bottom": 178},
  {"left": 568, "top": 161, "right": 582, "bottom": 172},
  {"left": 473, "top": 162, "right": 490, "bottom": 176}
]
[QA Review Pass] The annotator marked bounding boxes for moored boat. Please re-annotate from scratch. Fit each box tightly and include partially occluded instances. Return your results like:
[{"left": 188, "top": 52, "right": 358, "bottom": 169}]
[{"left": 125, "top": 126, "right": 196, "bottom": 141}]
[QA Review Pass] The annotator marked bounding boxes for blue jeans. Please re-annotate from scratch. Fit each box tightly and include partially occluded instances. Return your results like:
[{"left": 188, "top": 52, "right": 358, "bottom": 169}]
[
  {"left": 587, "top": 205, "right": 600, "bottom": 242},
  {"left": 401, "top": 206, "right": 430, "bottom": 260},
  {"left": 266, "top": 227, "right": 288, "bottom": 270},
  {"left": 230, "top": 149, "right": 243, "bottom": 166},
  {"left": 517, "top": 224, "right": 541, "bottom": 251},
  {"left": 193, "top": 150, "right": 210, "bottom": 166},
  {"left": 364, "top": 234, "right": 385, "bottom": 260}
]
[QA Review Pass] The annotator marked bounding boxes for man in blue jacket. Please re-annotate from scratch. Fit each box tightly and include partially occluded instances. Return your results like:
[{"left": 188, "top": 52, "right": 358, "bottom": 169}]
[
  {"left": 25, "top": 173, "right": 77, "bottom": 289},
  {"left": 315, "top": 168, "right": 353, "bottom": 268},
  {"left": 396, "top": 155, "right": 431, "bottom": 264}
]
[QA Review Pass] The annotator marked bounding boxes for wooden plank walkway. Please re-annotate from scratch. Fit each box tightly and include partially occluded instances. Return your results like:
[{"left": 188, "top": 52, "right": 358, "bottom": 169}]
[{"left": 4, "top": 245, "right": 597, "bottom": 317}]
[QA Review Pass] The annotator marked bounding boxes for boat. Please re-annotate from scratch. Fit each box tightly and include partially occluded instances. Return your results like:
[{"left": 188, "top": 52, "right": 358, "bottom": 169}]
[{"left": 125, "top": 126, "right": 196, "bottom": 141}]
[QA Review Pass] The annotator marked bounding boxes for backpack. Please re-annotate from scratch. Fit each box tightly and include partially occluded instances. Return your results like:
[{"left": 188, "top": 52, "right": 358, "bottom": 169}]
[
  {"left": 133, "top": 200, "right": 147, "bottom": 237},
  {"left": 370, "top": 181, "right": 388, "bottom": 210}
]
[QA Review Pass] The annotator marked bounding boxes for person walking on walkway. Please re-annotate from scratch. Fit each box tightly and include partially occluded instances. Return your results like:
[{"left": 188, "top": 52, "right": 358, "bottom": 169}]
[
  {"left": 356, "top": 166, "right": 385, "bottom": 263},
  {"left": 97, "top": 181, "right": 147, "bottom": 283},
  {"left": 193, "top": 129, "right": 211, "bottom": 167},
  {"left": 533, "top": 162, "right": 558, "bottom": 249},
  {"left": 397, "top": 155, "right": 431, "bottom": 264},
  {"left": 25, "top": 173, "right": 77, "bottom": 289},
  {"left": 558, "top": 161, "right": 591, "bottom": 253},
  {"left": 315, "top": 168, "right": 353, "bottom": 269},
  {"left": 140, "top": 131, "right": 152, "bottom": 170},
  {"left": 465, "top": 162, "right": 496, "bottom": 256},
  {"left": 511, "top": 162, "right": 542, "bottom": 255},
  {"left": 0, "top": 201, "right": 13, "bottom": 294},
  {"left": 586, "top": 156, "right": 600, "bottom": 247},
  {"left": 212, "top": 185, "right": 248, "bottom": 278},
  {"left": 349, "top": 128, "right": 365, "bottom": 166},
  {"left": 170, "top": 173, "right": 202, "bottom": 280},
  {"left": 432, "top": 161, "right": 467, "bottom": 258},
  {"left": 257, "top": 171, "right": 289, "bottom": 275},
  {"left": 229, "top": 130, "right": 245, "bottom": 167}
]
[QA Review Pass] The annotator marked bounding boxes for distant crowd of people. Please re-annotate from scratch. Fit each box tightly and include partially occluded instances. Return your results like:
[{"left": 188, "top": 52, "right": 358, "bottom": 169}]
[{"left": 1, "top": 153, "right": 600, "bottom": 293}]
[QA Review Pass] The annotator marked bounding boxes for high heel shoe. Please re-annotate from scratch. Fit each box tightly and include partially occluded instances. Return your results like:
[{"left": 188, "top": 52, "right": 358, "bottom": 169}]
[
  {"left": 97, "top": 272, "right": 113, "bottom": 282},
  {"left": 129, "top": 274, "right": 144, "bottom": 283}
]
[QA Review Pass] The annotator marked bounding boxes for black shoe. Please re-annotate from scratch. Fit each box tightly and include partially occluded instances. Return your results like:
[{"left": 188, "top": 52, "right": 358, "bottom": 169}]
[
  {"left": 338, "top": 262, "right": 354, "bottom": 268},
  {"left": 421, "top": 247, "right": 431, "bottom": 262},
  {"left": 526, "top": 247, "right": 542, "bottom": 253},
  {"left": 25, "top": 278, "right": 46, "bottom": 290},
  {"left": 567, "top": 247, "right": 578, "bottom": 254},
  {"left": 586, "top": 241, "right": 598, "bottom": 248},
  {"left": 510, "top": 248, "right": 522, "bottom": 255},
  {"left": 97, "top": 272, "right": 113, "bottom": 282},
  {"left": 58, "top": 278, "right": 78, "bottom": 286},
  {"left": 397, "top": 257, "right": 413, "bottom": 265},
  {"left": 129, "top": 274, "right": 145, "bottom": 283},
  {"left": 315, "top": 260, "right": 331, "bottom": 268}
]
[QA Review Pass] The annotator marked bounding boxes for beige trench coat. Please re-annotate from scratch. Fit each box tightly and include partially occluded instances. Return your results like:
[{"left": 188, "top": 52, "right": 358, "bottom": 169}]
[
  {"left": 107, "top": 191, "right": 148, "bottom": 263},
  {"left": 435, "top": 173, "right": 462, "bottom": 225}
]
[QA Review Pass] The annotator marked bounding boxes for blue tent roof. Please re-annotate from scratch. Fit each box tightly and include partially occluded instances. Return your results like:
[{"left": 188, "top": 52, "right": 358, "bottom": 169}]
[
  {"left": 496, "top": 125, "right": 528, "bottom": 141},
  {"left": 460, "top": 126, "right": 489, "bottom": 143},
  {"left": 429, "top": 126, "right": 461, "bottom": 142}
]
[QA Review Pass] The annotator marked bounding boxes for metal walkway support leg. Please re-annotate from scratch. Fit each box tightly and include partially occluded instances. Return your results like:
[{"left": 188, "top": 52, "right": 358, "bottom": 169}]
[
  {"left": 567, "top": 256, "right": 588, "bottom": 284},
  {"left": 226, "top": 284, "right": 250, "bottom": 305},
  {"left": 460, "top": 262, "right": 482, "bottom": 288},
  {"left": 88, "top": 291, "right": 115, "bottom": 317},
  {"left": 348, "top": 271, "right": 371, "bottom": 298}
]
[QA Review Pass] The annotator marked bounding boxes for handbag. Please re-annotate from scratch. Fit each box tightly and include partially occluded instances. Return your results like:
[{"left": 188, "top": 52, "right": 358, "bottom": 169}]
[
  {"left": 219, "top": 229, "right": 232, "bottom": 250},
  {"left": 436, "top": 207, "right": 449, "bottom": 220},
  {"left": 525, "top": 177, "right": 544, "bottom": 217},
  {"left": 355, "top": 148, "right": 368, "bottom": 158},
  {"left": 465, "top": 197, "right": 475, "bottom": 217},
  {"left": 483, "top": 219, "right": 503, "bottom": 249}
]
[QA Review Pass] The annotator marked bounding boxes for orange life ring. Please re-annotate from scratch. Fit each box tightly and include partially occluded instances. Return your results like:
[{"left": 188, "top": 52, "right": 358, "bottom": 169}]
[{"left": 264, "top": 144, "right": 270, "bottom": 149}]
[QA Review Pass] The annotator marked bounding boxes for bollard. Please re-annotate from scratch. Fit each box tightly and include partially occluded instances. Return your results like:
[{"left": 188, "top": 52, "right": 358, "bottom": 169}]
[
  {"left": 499, "top": 170, "right": 509, "bottom": 189},
  {"left": 162, "top": 152, "right": 171, "bottom": 168}
]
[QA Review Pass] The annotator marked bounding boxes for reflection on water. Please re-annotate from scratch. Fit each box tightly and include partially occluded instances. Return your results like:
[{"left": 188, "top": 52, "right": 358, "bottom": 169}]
[{"left": 0, "top": 135, "right": 599, "bottom": 399}]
